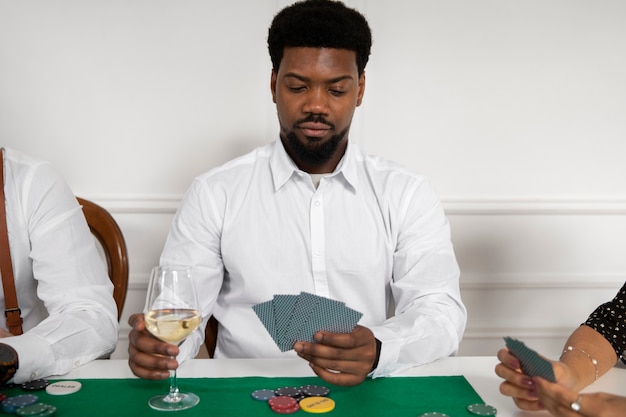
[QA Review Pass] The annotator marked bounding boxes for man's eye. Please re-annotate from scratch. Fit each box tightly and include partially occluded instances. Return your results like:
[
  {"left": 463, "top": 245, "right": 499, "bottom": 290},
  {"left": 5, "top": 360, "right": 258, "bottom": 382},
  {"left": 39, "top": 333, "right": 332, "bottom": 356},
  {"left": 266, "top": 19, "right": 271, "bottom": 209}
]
[
  {"left": 329, "top": 89, "right": 346, "bottom": 96},
  {"left": 288, "top": 86, "right": 306, "bottom": 92}
]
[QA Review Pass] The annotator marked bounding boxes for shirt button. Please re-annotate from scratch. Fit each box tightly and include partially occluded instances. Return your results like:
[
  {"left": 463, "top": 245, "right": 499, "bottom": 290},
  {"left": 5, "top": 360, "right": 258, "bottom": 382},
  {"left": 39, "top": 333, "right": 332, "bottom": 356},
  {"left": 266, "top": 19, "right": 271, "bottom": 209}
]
[{"left": 314, "top": 200, "right": 320, "bottom": 206}]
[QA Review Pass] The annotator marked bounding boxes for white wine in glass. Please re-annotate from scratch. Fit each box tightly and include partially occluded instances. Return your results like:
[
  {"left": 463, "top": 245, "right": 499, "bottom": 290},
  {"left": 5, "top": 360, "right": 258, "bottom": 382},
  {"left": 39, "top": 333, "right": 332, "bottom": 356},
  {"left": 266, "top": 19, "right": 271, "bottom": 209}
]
[
  {"left": 144, "top": 265, "right": 202, "bottom": 411},
  {"left": 144, "top": 309, "right": 202, "bottom": 345}
]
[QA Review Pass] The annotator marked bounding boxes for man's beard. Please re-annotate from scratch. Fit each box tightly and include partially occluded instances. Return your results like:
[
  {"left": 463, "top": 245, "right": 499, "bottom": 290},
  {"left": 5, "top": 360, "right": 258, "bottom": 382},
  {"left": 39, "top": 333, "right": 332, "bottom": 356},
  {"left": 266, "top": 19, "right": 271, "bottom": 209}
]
[{"left": 285, "top": 127, "right": 348, "bottom": 167}]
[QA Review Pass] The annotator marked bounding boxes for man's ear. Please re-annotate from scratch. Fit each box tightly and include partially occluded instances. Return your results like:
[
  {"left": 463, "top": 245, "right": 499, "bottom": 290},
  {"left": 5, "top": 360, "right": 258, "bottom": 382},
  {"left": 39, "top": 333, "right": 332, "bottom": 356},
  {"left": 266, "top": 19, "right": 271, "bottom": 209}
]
[
  {"left": 356, "top": 72, "right": 366, "bottom": 107},
  {"left": 270, "top": 69, "right": 277, "bottom": 103}
]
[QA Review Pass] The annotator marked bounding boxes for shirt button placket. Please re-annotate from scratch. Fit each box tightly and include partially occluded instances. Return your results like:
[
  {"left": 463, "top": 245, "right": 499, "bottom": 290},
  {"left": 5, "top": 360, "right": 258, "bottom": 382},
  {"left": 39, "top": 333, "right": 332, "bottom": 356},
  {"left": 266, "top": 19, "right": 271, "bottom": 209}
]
[{"left": 310, "top": 194, "right": 329, "bottom": 297}]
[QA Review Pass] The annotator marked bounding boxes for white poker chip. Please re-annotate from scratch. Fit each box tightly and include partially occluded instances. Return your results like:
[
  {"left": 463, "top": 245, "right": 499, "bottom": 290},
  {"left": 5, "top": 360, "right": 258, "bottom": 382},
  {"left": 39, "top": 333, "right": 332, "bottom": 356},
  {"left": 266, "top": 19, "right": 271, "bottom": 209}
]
[{"left": 45, "top": 380, "right": 82, "bottom": 395}]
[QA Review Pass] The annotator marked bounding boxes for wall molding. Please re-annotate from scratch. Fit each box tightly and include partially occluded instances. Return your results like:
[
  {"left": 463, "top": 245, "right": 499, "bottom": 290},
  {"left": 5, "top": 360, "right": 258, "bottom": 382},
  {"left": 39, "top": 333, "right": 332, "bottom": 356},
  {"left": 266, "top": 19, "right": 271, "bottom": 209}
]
[
  {"left": 81, "top": 196, "right": 182, "bottom": 214},
  {"left": 81, "top": 195, "right": 626, "bottom": 215},
  {"left": 460, "top": 273, "right": 625, "bottom": 290},
  {"left": 126, "top": 276, "right": 624, "bottom": 291},
  {"left": 443, "top": 197, "right": 626, "bottom": 215},
  {"left": 462, "top": 326, "right": 572, "bottom": 339}
]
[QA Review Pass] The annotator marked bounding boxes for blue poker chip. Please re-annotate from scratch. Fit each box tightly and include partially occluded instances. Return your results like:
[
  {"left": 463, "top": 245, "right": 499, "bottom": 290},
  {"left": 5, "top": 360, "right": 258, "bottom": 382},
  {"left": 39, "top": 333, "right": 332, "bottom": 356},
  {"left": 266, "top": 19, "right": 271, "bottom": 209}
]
[
  {"left": 251, "top": 389, "right": 276, "bottom": 401},
  {"left": 1, "top": 394, "right": 39, "bottom": 413}
]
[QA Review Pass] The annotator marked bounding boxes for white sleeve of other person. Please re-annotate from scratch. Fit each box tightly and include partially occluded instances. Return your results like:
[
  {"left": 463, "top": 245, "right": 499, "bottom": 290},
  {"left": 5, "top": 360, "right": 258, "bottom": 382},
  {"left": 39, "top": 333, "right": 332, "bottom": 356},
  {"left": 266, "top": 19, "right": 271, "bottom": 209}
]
[{"left": 1, "top": 148, "right": 118, "bottom": 383}]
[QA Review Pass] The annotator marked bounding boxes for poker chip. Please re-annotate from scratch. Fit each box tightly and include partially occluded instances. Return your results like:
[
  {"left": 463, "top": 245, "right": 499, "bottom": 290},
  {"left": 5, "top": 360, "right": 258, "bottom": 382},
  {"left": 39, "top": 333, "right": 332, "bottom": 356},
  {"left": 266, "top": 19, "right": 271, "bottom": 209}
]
[
  {"left": 271, "top": 403, "right": 300, "bottom": 414},
  {"left": 268, "top": 396, "right": 298, "bottom": 410},
  {"left": 45, "top": 381, "right": 82, "bottom": 396},
  {"left": 251, "top": 389, "right": 276, "bottom": 401},
  {"left": 274, "top": 387, "right": 302, "bottom": 399},
  {"left": 16, "top": 403, "right": 56, "bottom": 417},
  {"left": 417, "top": 413, "right": 450, "bottom": 417},
  {"left": 299, "top": 396, "right": 335, "bottom": 413},
  {"left": 0, "top": 393, "right": 6, "bottom": 402},
  {"left": 1, "top": 394, "right": 39, "bottom": 413},
  {"left": 300, "top": 385, "right": 330, "bottom": 397},
  {"left": 21, "top": 379, "right": 49, "bottom": 391},
  {"left": 467, "top": 403, "right": 497, "bottom": 416}
]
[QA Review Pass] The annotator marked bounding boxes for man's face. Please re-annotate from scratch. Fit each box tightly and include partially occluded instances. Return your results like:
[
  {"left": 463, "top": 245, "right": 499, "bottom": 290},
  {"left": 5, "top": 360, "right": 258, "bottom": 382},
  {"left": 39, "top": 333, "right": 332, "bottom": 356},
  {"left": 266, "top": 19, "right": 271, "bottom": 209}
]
[{"left": 271, "top": 47, "right": 365, "bottom": 172}]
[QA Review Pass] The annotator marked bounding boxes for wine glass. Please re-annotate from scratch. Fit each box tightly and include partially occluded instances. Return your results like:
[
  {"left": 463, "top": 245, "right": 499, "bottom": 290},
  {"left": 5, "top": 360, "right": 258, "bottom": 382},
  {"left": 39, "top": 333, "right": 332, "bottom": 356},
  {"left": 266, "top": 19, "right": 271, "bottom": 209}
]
[{"left": 144, "top": 265, "right": 202, "bottom": 411}]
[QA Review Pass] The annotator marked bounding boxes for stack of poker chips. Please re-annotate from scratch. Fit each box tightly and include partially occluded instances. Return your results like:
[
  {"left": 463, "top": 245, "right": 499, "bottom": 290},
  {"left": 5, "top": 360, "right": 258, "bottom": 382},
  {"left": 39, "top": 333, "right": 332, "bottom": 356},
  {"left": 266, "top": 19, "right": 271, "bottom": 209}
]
[
  {"left": 252, "top": 384, "right": 335, "bottom": 414},
  {"left": 0, "top": 378, "right": 58, "bottom": 416},
  {"left": 1, "top": 394, "right": 57, "bottom": 416}
]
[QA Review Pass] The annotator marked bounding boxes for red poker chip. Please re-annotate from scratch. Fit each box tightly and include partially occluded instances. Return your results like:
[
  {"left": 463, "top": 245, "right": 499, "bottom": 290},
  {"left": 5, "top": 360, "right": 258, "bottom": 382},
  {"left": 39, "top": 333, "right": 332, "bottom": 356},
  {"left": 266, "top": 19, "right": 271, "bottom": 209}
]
[
  {"left": 268, "top": 396, "right": 297, "bottom": 410},
  {"left": 270, "top": 403, "right": 300, "bottom": 414}
]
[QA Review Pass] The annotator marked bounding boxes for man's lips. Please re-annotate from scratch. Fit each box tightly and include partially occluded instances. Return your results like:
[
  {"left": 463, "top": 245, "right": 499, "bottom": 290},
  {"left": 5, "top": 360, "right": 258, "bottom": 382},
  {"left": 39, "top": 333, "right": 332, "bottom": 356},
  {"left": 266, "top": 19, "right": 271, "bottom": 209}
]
[{"left": 297, "top": 122, "right": 331, "bottom": 138}]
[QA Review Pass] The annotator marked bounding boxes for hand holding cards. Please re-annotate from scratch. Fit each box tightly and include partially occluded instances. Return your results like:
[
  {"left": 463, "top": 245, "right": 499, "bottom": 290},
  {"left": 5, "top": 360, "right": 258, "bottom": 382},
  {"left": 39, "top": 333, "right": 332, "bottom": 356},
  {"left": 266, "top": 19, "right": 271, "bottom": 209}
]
[
  {"left": 253, "top": 292, "right": 363, "bottom": 352},
  {"left": 504, "top": 336, "right": 556, "bottom": 382}
]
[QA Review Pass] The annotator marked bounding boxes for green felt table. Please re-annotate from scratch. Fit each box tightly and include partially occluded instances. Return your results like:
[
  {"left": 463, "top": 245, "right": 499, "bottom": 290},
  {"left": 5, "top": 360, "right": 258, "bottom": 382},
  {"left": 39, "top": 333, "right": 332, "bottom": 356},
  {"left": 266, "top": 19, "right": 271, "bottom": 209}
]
[{"left": 1, "top": 376, "right": 486, "bottom": 416}]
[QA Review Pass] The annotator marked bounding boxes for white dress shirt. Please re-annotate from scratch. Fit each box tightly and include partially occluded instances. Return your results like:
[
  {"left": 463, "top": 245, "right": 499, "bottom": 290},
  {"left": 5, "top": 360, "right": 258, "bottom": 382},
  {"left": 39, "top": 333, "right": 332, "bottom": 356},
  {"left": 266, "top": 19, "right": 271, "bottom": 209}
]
[
  {"left": 163, "top": 139, "right": 466, "bottom": 377},
  {"left": 1, "top": 148, "right": 118, "bottom": 383}
]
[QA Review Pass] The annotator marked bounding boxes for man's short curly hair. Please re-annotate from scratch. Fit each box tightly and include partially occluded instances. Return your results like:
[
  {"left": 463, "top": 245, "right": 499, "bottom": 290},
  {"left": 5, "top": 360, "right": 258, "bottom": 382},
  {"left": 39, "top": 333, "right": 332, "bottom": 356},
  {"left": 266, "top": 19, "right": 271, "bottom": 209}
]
[{"left": 268, "top": 0, "right": 372, "bottom": 75}]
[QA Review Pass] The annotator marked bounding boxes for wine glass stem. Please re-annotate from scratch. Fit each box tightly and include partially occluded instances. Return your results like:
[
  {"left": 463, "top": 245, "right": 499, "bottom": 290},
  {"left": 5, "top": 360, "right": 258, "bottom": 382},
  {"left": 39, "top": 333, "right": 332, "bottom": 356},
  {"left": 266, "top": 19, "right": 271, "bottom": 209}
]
[{"left": 166, "top": 369, "right": 182, "bottom": 402}]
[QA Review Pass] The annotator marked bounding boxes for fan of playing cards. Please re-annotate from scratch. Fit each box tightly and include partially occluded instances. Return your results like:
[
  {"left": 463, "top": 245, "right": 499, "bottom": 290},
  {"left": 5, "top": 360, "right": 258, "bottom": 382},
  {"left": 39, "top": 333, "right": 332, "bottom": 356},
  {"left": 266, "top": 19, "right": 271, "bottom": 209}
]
[{"left": 252, "top": 292, "right": 363, "bottom": 352}]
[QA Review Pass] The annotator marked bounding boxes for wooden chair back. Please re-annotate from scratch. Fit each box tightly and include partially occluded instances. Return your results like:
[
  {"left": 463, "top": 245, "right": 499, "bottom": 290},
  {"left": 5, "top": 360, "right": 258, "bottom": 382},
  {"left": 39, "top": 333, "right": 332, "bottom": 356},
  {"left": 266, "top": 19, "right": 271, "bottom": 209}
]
[
  {"left": 77, "top": 197, "right": 129, "bottom": 320},
  {"left": 204, "top": 316, "right": 218, "bottom": 358}
]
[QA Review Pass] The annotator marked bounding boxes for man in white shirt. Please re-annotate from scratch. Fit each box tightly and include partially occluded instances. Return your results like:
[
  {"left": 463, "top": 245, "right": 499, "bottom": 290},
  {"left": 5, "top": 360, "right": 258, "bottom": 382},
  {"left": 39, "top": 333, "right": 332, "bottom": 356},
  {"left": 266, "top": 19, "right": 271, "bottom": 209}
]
[
  {"left": 128, "top": 0, "right": 466, "bottom": 387},
  {"left": 0, "top": 147, "right": 118, "bottom": 384}
]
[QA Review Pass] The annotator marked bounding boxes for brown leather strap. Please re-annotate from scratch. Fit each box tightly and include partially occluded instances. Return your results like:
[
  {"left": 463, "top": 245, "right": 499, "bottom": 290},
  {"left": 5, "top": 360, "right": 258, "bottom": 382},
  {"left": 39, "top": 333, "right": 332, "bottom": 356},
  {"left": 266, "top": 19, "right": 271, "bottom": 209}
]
[{"left": 0, "top": 149, "right": 23, "bottom": 335}]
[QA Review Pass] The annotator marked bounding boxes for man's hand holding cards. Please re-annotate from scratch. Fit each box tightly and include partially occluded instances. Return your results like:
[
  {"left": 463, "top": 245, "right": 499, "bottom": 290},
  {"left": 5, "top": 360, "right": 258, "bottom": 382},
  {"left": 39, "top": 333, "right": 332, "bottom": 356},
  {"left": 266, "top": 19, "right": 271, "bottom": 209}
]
[{"left": 253, "top": 292, "right": 363, "bottom": 352}]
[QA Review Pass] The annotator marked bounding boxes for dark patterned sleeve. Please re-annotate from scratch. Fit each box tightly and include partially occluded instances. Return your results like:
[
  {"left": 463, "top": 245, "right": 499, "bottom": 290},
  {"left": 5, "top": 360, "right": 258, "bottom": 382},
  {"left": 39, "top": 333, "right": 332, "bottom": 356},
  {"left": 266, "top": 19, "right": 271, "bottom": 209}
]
[{"left": 584, "top": 281, "right": 626, "bottom": 364}]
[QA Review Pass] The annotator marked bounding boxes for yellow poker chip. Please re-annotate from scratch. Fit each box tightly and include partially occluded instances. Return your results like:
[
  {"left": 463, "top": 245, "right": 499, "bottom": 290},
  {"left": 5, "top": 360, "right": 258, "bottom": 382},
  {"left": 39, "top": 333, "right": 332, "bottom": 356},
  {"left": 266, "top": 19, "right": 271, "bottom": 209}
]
[{"left": 299, "top": 396, "right": 335, "bottom": 413}]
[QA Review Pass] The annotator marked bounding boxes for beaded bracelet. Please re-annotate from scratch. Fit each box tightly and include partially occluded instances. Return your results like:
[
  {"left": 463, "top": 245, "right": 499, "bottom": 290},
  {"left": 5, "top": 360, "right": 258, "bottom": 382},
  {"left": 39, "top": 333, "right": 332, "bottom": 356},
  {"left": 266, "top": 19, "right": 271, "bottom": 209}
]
[{"left": 561, "top": 345, "right": 599, "bottom": 383}]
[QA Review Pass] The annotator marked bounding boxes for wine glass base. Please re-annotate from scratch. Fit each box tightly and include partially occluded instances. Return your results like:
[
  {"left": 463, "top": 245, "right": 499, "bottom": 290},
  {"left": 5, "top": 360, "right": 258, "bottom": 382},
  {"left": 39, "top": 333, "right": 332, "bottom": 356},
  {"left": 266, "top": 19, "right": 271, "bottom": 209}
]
[{"left": 148, "top": 392, "right": 200, "bottom": 411}]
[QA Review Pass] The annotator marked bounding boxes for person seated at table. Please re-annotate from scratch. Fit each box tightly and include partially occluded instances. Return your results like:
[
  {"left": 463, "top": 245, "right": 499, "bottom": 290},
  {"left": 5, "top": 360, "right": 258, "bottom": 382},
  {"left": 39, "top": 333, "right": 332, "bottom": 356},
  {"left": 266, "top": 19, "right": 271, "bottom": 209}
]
[
  {"left": 127, "top": 0, "right": 466, "bottom": 387},
  {"left": 0, "top": 147, "right": 119, "bottom": 384},
  {"left": 495, "top": 281, "right": 626, "bottom": 416}
]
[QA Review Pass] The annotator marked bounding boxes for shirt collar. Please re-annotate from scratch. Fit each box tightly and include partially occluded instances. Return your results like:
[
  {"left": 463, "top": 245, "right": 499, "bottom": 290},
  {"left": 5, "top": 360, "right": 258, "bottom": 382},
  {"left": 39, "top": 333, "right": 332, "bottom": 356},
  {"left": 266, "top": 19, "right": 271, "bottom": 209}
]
[{"left": 270, "top": 138, "right": 359, "bottom": 192}]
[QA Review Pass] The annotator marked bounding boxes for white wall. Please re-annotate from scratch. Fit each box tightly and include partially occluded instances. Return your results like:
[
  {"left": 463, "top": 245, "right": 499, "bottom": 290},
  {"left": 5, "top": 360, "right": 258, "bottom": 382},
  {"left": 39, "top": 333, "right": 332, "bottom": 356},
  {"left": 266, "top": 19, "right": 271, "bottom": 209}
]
[{"left": 1, "top": 1, "right": 625, "bottom": 360}]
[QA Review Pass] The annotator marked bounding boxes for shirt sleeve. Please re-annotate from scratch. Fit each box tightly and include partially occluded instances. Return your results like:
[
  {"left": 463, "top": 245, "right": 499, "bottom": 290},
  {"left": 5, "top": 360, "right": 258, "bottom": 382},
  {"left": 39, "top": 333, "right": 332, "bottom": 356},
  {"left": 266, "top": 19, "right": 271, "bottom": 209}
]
[
  {"left": 160, "top": 179, "right": 225, "bottom": 362},
  {"left": 2, "top": 161, "right": 118, "bottom": 383},
  {"left": 369, "top": 178, "right": 467, "bottom": 377},
  {"left": 583, "top": 281, "right": 626, "bottom": 364}
]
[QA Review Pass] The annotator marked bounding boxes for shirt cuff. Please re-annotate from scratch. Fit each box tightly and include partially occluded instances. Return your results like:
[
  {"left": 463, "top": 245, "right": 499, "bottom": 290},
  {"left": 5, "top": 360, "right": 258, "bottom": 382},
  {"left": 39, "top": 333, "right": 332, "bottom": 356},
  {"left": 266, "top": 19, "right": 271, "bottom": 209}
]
[
  {"left": 370, "top": 338, "right": 382, "bottom": 372},
  {"left": 367, "top": 327, "right": 403, "bottom": 378},
  {"left": 2, "top": 334, "right": 55, "bottom": 384}
]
